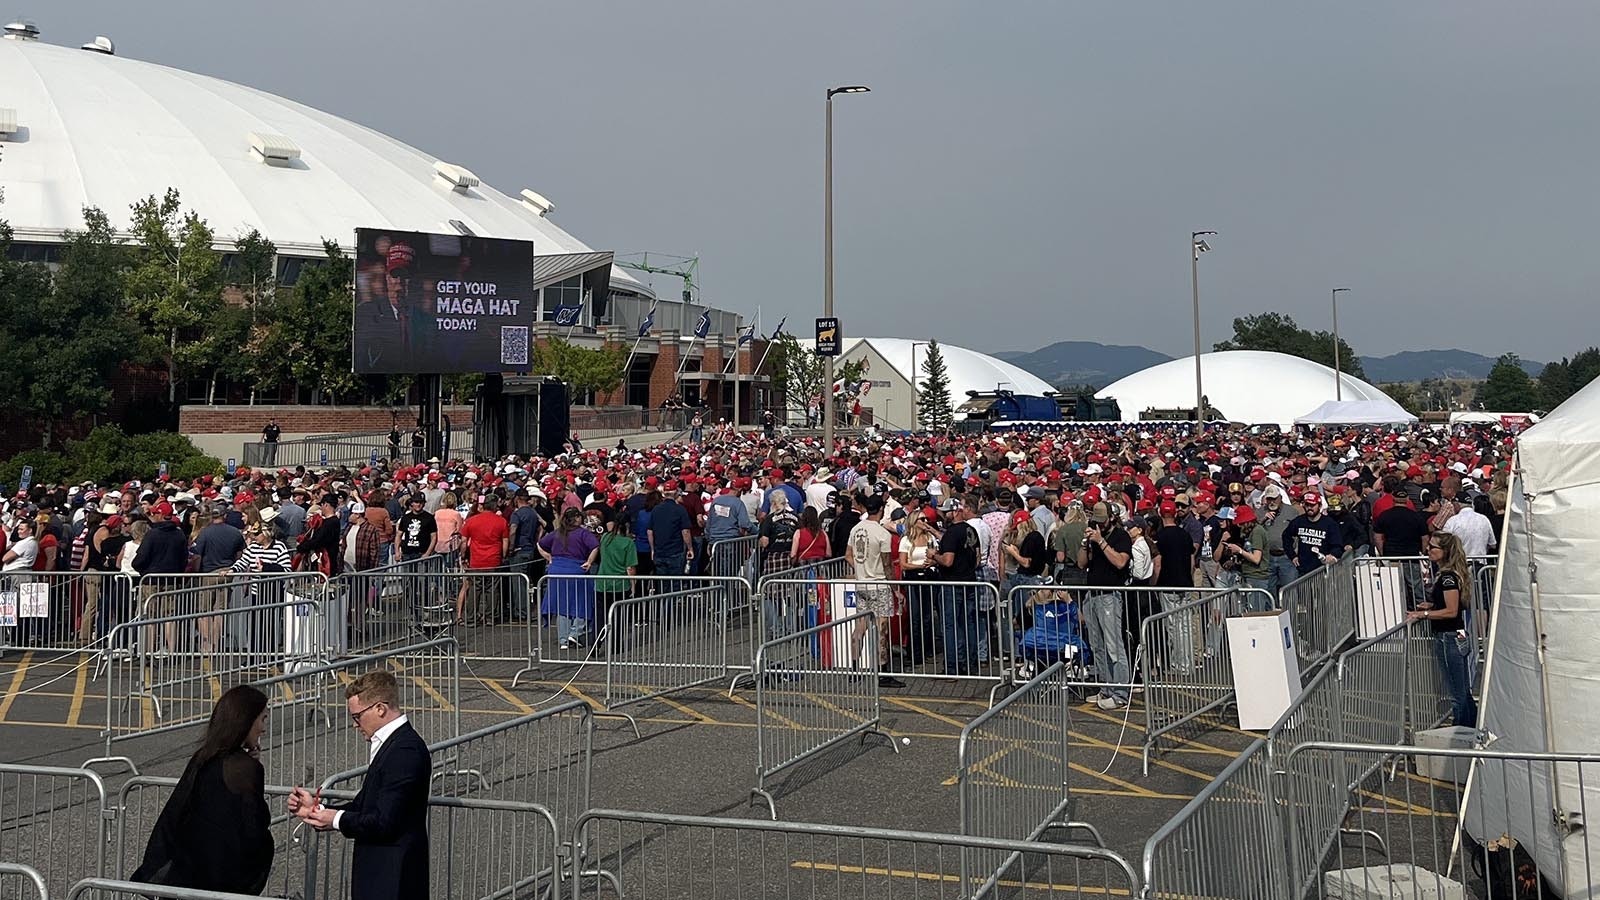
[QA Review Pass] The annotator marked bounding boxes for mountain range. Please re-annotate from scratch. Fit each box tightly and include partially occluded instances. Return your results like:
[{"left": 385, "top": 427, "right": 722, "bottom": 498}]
[{"left": 995, "top": 342, "right": 1544, "bottom": 389}]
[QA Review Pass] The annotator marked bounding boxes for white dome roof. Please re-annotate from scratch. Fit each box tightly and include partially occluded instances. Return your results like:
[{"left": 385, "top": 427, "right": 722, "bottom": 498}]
[
  {"left": 841, "top": 338, "right": 1056, "bottom": 396},
  {"left": 0, "top": 37, "right": 645, "bottom": 291},
  {"left": 1096, "top": 350, "right": 1408, "bottom": 427}
]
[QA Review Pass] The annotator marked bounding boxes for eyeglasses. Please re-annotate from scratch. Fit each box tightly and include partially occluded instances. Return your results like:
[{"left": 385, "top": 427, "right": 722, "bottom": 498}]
[{"left": 349, "top": 701, "right": 383, "bottom": 725}]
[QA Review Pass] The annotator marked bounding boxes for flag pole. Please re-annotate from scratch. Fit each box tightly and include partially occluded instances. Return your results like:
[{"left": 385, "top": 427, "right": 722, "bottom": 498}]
[
  {"left": 623, "top": 301, "right": 656, "bottom": 375},
  {"left": 562, "top": 288, "right": 588, "bottom": 342}
]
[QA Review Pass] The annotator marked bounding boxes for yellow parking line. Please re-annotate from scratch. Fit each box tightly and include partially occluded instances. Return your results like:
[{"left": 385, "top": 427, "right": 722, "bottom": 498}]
[
  {"left": 412, "top": 675, "right": 453, "bottom": 712},
  {"left": 1069, "top": 729, "right": 1217, "bottom": 783},
  {"left": 725, "top": 691, "right": 803, "bottom": 729},
  {"left": 654, "top": 694, "right": 720, "bottom": 724},
  {"left": 883, "top": 697, "right": 968, "bottom": 730},
  {"left": 482, "top": 678, "right": 534, "bottom": 714},
  {"left": 790, "top": 861, "right": 1132, "bottom": 895},
  {"left": 0, "top": 651, "right": 34, "bottom": 721},
  {"left": 67, "top": 660, "right": 90, "bottom": 726}
]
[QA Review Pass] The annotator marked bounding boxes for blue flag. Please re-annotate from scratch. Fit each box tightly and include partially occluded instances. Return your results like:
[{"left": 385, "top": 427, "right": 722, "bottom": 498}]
[
  {"left": 768, "top": 315, "right": 788, "bottom": 340},
  {"left": 637, "top": 304, "right": 657, "bottom": 337},
  {"left": 737, "top": 323, "right": 756, "bottom": 345},
  {"left": 693, "top": 309, "right": 711, "bottom": 339},
  {"left": 553, "top": 303, "right": 582, "bottom": 327}
]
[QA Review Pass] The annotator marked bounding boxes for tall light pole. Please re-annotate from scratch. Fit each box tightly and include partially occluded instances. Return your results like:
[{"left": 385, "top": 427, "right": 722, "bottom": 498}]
[
  {"left": 910, "top": 340, "right": 931, "bottom": 429},
  {"left": 1191, "top": 231, "right": 1216, "bottom": 433},
  {"left": 824, "top": 84, "right": 870, "bottom": 451},
  {"left": 1331, "top": 287, "right": 1350, "bottom": 401}
]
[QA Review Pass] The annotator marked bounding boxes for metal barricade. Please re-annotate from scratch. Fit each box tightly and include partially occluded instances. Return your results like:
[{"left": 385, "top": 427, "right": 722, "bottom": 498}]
[
  {"left": 314, "top": 701, "right": 603, "bottom": 895},
  {"left": 330, "top": 557, "right": 458, "bottom": 657},
  {"left": 112, "top": 778, "right": 305, "bottom": 900},
  {"left": 423, "top": 567, "right": 530, "bottom": 664},
  {"left": 302, "top": 794, "right": 561, "bottom": 900},
  {"left": 1135, "top": 586, "right": 1269, "bottom": 774},
  {"left": 1282, "top": 742, "right": 1600, "bottom": 900},
  {"left": 1280, "top": 558, "right": 1357, "bottom": 668},
  {"left": 0, "top": 765, "right": 111, "bottom": 900},
  {"left": 958, "top": 662, "right": 1080, "bottom": 897},
  {"left": 0, "top": 572, "right": 135, "bottom": 658},
  {"left": 747, "top": 577, "right": 1008, "bottom": 692},
  {"left": 1407, "top": 621, "right": 1451, "bottom": 737},
  {"left": 0, "top": 864, "right": 48, "bottom": 900},
  {"left": 741, "top": 558, "right": 852, "bottom": 657},
  {"left": 66, "top": 879, "right": 287, "bottom": 900},
  {"left": 512, "top": 574, "right": 746, "bottom": 688},
  {"left": 97, "top": 599, "right": 327, "bottom": 771},
  {"left": 97, "top": 638, "right": 459, "bottom": 790},
  {"left": 1333, "top": 622, "right": 1409, "bottom": 751},
  {"left": 135, "top": 573, "right": 324, "bottom": 622},
  {"left": 1142, "top": 739, "right": 1283, "bottom": 900},
  {"left": 750, "top": 611, "right": 897, "bottom": 819},
  {"left": 573, "top": 808, "right": 1142, "bottom": 900},
  {"left": 703, "top": 534, "right": 761, "bottom": 588},
  {"left": 603, "top": 583, "right": 733, "bottom": 712}
]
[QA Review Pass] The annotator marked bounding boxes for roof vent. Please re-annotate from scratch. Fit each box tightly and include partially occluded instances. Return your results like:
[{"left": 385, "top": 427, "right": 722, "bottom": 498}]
[
  {"left": 248, "top": 131, "right": 301, "bottom": 166},
  {"left": 3, "top": 20, "right": 40, "bottom": 40},
  {"left": 0, "top": 108, "right": 17, "bottom": 140},
  {"left": 519, "top": 189, "right": 555, "bottom": 217},
  {"left": 432, "top": 161, "right": 479, "bottom": 191},
  {"left": 80, "top": 35, "right": 114, "bottom": 54},
  {"left": 448, "top": 219, "right": 475, "bottom": 236}
]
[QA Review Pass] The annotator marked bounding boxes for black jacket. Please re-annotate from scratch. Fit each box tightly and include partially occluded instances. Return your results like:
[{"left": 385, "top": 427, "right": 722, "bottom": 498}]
[
  {"left": 331, "top": 721, "right": 432, "bottom": 900},
  {"left": 133, "top": 750, "right": 274, "bottom": 894},
  {"left": 132, "top": 520, "right": 190, "bottom": 575}
]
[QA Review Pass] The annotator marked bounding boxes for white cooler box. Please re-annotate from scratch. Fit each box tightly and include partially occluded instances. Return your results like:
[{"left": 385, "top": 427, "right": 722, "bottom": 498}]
[
  {"left": 284, "top": 586, "right": 346, "bottom": 668},
  {"left": 1227, "top": 609, "right": 1302, "bottom": 730},
  {"left": 1414, "top": 725, "right": 1476, "bottom": 783},
  {"left": 1324, "top": 864, "right": 1466, "bottom": 899}
]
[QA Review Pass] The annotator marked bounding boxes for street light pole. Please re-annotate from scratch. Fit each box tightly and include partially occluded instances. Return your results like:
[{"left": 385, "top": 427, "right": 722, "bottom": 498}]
[
  {"left": 911, "top": 340, "right": 930, "bottom": 429},
  {"left": 1191, "top": 231, "right": 1216, "bottom": 433},
  {"left": 1331, "top": 288, "right": 1350, "bottom": 401},
  {"left": 824, "top": 85, "right": 869, "bottom": 452}
]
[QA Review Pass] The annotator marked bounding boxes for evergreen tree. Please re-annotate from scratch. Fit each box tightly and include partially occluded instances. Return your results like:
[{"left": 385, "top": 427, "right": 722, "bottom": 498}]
[
  {"left": 1213, "top": 312, "right": 1366, "bottom": 379},
  {"left": 1476, "top": 353, "right": 1540, "bottom": 412},
  {"left": 1538, "top": 347, "right": 1600, "bottom": 410},
  {"left": 917, "top": 339, "right": 954, "bottom": 431}
]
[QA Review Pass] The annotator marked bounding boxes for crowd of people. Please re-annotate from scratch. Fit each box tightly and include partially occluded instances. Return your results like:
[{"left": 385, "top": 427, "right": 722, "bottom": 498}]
[{"left": 1, "top": 419, "right": 1512, "bottom": 721}]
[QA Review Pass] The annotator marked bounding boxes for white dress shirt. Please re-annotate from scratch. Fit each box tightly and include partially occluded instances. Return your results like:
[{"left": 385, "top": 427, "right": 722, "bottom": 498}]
[
  {"left": 1442, "top": 509, "right": 1497, "bottom": 558},
  {"left": 331, "top": 715, "right": 409, "bottom": 829}
]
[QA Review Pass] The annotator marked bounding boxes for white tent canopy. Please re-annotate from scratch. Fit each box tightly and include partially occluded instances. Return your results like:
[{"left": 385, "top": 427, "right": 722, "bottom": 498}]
[
  {"left": 1293, "top": 399, "right": 1418, "bottom": 426},
  {"left": 1467, "top": 376, "right": 1600, "bottom": 894}
]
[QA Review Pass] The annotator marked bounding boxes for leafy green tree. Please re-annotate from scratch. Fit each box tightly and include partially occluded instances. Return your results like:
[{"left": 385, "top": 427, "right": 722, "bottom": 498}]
[
  {"left": 256, "top": 241, "right": 361, "bottom": 403},
  {"left": 124, "top": 189, "right": 224, "bottom": 404},
  {"left": 768, "top": 332, "right": 822, "bottom": 416},
  {"left": 1476, "top": 354, "right": 1540, "bottom": 412},
  {"left": 1538, "top": 347, "right": 1600, "bottom": 410},
  {"left": 1214, "top": 312, "right": 1366, "bottom": 379},
  {"left": 0, "top": 206, "right": 134, "bottom": 445},
  {"left": 917, "top": 339, "right": 955, "bottom": 431},
  {"left": 229, "top": 228, "right": 284, "bottom": 400},
  {"left": 532, "top": 337, "right": 625, "bottom": 399},
  {"left": 1378, "top": 382, "right": 1421, "bottom": 416}
]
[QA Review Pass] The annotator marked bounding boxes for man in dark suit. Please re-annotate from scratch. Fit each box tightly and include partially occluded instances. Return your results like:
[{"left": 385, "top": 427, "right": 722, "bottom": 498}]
[{"left": 289, "top": 671, "right": 431, "bottom": 900}]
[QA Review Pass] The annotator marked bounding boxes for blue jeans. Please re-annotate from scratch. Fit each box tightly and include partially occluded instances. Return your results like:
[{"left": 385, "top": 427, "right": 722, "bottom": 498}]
[
  {"left": 1434, "top": 630, "right": 1478, "bottom": 728},
  {"left": 1269, "top": 555, "right": 1299, "bottom": 601},
  {"left": 1082, "top": 591, "right": 1130, "bottom": 702},
  {"left": 939, "top": 583, "right": 981, "bottom": 675},
  {"left": 557, "top": 614, "right": 588, "bottom": 644},
  {"left": 1243, "top": 576, "right": 1274, "bottom": 611}
]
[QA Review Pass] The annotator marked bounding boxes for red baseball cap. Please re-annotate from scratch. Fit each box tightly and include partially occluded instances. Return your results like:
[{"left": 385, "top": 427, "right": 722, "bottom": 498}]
[{"left": 1158, "top": 500, "right": 1177, "bottom": 517}]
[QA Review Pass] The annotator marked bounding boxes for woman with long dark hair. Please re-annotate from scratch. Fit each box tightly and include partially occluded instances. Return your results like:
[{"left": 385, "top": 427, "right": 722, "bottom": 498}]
[
  {"left": 134, "top": 685, "right": 274, "bottom": 893},
  {"left": 1408, "top": 531, "right": 1478, "bottom": 728}
]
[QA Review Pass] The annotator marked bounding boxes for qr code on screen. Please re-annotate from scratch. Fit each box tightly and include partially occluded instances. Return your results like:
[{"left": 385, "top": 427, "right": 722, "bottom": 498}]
[{"left": 501, "top": 326, "right": 530, "bottom": 366}]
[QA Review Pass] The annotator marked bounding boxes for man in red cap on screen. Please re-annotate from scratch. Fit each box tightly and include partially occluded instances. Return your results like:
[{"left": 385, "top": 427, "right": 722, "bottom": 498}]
[{"left": 356, "top": 239, "right": 424, "bottom": 369}]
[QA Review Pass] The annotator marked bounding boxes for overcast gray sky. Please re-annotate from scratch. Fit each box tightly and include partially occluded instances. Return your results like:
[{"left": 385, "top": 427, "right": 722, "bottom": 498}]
[{"left": 36, "top": 1, "right": 1600, "bottom": 361}]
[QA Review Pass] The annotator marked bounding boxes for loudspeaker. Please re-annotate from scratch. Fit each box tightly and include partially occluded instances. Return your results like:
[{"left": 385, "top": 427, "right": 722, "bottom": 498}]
[{"left": 538, "top": 380, "right": 570, "bottom": 457}]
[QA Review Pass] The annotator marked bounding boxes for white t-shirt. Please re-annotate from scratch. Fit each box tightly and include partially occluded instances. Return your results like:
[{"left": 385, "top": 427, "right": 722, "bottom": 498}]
[
  {"left": 4, "top": 536, "right": 38, "bottom": 571},
  {"left": 804, "top": 481, "right": 835, "bottom": 514},
  {"left": 848, "top": 519, "right": 893, "bottom": 582},
  {"left": 969, "top": 517, "right": 992, "bottom": 566}
]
